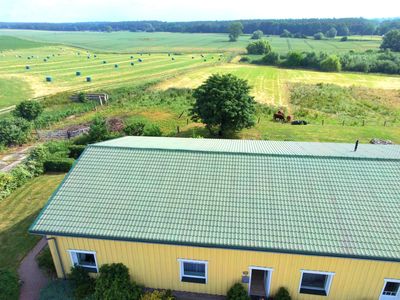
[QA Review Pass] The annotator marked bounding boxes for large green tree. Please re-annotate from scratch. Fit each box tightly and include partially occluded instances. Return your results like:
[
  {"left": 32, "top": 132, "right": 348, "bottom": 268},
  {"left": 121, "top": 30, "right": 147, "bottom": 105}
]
[
  {"left": 191, "top": 74, "right": 256, "bottom": 137},
  {"left": 14, "top": 100, "right": 43, "bottom": 121},
  {"left": 381, "top": 29, "right": 400, "bottom": 52},
  {"left": 246, "top": 40, "right": 271, "bottom": 55},
  {"left": 251, "top": 30, "right": 263, "bottom": 40},
  {"left": 325, "top": 27, "right": 337, "bottom": 38},
  {"left": 228, "top": 22, "right": 243, "bottom": 42}
]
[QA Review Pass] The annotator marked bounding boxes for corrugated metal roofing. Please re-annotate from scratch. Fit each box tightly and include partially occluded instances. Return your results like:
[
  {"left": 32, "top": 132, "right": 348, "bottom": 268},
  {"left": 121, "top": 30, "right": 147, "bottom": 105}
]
[{"left": 30, "top": 137, "right": 400, "bottom": 261}]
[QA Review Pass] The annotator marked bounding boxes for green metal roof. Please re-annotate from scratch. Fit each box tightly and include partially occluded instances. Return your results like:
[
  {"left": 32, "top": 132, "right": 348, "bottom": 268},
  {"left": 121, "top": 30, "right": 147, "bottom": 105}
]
[{"left": 30, "top": 137, "right": 400, "bottom": 261}]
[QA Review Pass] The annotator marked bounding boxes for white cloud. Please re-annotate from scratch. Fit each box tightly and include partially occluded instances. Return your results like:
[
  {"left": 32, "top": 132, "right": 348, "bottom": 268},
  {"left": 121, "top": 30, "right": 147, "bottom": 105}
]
[{"left": 0, "top": 0, "right": 399, "bottom": 22}]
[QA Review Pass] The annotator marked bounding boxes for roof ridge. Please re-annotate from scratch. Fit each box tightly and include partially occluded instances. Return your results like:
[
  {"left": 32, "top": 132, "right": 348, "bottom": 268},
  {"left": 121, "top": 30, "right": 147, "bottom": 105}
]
[{"left": 88, "top": 144, "right": 400, "bottom": 162}]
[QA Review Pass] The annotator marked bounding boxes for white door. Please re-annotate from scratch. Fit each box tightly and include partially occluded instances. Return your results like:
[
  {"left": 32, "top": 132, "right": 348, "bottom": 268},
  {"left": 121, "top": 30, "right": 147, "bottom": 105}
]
[{"left": 380, "top": 281, "right": 400, "bottom": 300}]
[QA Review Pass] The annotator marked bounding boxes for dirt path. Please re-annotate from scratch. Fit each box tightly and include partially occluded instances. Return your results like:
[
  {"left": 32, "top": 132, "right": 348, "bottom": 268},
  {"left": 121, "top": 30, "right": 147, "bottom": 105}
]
[
  {"left": 18, "top": 238, "right": 50, "bottom": 300},
  {"left": 0, "top": 145, "right": 34, "bottom": 172}
]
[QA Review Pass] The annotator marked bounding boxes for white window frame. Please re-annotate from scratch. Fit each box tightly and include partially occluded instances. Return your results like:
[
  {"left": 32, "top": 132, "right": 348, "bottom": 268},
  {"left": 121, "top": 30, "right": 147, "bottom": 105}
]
[
  {"left": 68, "top": 250, "right": 98, "bottom": 273},
  {"left": 178, "top": 259, "right": 208, "bottom": 284},
  {"left": 299, "top": 270, "right": 335, "bottom": 296},
  {"left": 380, "top": 279, "right": 400, "bottom": 299},
  {"left": 248, "top": 266, "right": 274, "bottom": 297}
]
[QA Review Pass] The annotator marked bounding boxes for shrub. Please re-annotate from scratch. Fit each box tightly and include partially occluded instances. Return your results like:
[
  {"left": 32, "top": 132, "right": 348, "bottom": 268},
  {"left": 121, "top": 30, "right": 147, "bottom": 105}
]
[
  {"left": 68, "top": 145, "right": 86, "bottom": 159},
  {"left": 280, "top": 29, "right": 292, "bottom": 38},
  {"left": 14, "top": 100, "right": 43, "bottom": 121},
  {"left": 95, "top": 263, "right": 143, "bottom": 300},
  {"left": 0, "top": 269, "right": 19, "bottom": 300},
  {"left": 124, "top": 121, "right": 146, "bottom": 136},
  {"left": 320, "top": 55, "right": 342, "bottom": 72},
  {"left": 69, "top": 266, "right": 95, "bottom": 300},
  {"left": 274, "top": 287, "right": 291, "bottom": 300},
  {"left": 143, "top": 124, "right": 162, "bottom": 137},
  {"left": 40, "top": 280, "right": 74, "bottom": 300},
  {"left": 341, "top": 36, "right": 348, "bottom": 42},
  {"left": 0, "top": 117, "right": 31, "bottom": 146},
  {"left": 261, "top": 51, "right": 280, "bottom": 65},
  {"left": 314, "top": 32, "right": 324, "bottom": 40},
  {"left": 78, "top": 92, "right": 87, "bottom": 103},
  {"left": 246, "top": 40, "right": 271, "bottom": 55},
  {"left": 107, "top": 117, "right": 125, "bottom": 132},
  {"left": 251, "top": 30, "right": 263, "bottom": 40},
  {"left": 43, "top": 158, "right": 74, "bottom": 173},
  {"left": 37, "top": 247, "right": 56, "bottom": 276},
  {"left": 226, "top": 283, "right": 250, "bottom": 300},
  {"left": 325, "top": 27, "right": 337, "bottom": 38},
  {"left": 239, "top": 56, "right": 250, "bottom": 62},
  {"left": 284, "top": 51, "right": 304, "bottom": 67},
  {"left": 140, "top": 290, "right": 175, "bottom": 300},
  {"left": 88, "top": 116, "right": 108, "bottom": 142}
]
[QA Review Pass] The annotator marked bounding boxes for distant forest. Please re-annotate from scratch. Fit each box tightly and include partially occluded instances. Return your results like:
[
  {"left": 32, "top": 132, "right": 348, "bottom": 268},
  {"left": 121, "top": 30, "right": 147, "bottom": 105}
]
[{"left": 1, "top": 18, "right": 400, "bottom": 35}]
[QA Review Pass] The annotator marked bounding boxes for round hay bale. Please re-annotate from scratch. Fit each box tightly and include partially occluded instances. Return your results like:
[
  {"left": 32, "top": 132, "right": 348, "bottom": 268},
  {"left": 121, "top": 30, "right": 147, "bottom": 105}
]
[
  {"left": 27, "top": 57, "right": 31, "bottom": 60},
  {"left": 114, "top": 64, "right": 119, "bottom": 68},
  {"left": 94, "top": 54, "right": 97, "bottom": 58},
  {"left": 172, "top": 57, "right": 175, "bottom": 61},
  {"left": 86, "top": 76, "right": 92, "bottom": 82},
  {"left": 192, "top": 57, "right": 195, "bottom": 59},
  {"left": 46, "top": 76, "right": 52, "bottom": 82},
  {"left": 76, "top": 71, "right": 81, "bottom": 76},
  {"left": 103, "top": 60, "right": 107, "bottom": 64},
  {"left": 43, "top": 59, "right": 47, "bottom": 62},
  {"left": 25, "top": 66, "right": 30, "bottom": 70},
  {"left": 130, "top": 56, "right": 134, "bottom": 59},
  {"left": 204, "top": 59, "right": 207, "bottom": 62},
  {"left": 138, "top": 58, "right": 142, "bottom": 62},
  {"left": 130, "top": 62, "right": 134, "bottom": 66}
]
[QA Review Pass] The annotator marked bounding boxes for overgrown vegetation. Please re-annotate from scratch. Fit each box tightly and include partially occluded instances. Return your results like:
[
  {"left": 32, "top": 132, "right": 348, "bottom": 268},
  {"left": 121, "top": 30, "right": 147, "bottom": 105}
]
[
  {"left": 37, "top": 247, "right": 56, "bottom": 276},
  {"left": 69, "top": 266, "right": 96, "bottom": 299},
  {"left": 140, "top": 290, "right": 175, "bottom": 300},
  {"left": 0, "top": 268, "right": 19, "bottom": 300},
  {"left": 273, "top": 287, "right": 291, "bottom": 300},
  {"left": 226, "top": 283, "right": 250, "bottom": 300}
]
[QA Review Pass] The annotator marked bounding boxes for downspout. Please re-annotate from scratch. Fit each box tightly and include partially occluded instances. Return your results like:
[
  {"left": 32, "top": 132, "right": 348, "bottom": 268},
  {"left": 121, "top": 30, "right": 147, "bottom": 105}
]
[{"left": 46, "top": 237, "right": 66, "bottom": 279}]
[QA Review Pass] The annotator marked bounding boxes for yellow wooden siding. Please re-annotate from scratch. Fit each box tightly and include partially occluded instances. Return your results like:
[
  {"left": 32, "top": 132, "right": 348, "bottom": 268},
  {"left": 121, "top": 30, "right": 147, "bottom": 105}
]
[{"left": 47, "top": 235, "right": 400, "bottom": 299}]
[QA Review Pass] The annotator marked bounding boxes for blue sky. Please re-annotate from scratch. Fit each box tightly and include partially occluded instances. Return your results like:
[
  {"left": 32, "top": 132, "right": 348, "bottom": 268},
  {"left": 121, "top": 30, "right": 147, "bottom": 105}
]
[{"left": 0, "top": 0, "right": 399, "bottom": 22}]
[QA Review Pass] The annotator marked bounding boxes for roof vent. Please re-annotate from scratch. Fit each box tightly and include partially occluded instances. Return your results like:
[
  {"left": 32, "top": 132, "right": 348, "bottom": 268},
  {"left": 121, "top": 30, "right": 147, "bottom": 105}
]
[{"left": 354, "top": 140, "right": 359, "bottom": 152}]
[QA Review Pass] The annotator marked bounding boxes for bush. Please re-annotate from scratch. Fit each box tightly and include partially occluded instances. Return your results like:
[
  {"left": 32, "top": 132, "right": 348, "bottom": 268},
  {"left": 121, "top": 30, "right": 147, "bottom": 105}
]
[
  {"left": 325, "top": 27, "right": 337, "bottom": 38},
  {"left": 381, "top": 29, "right": 400, "bottom": 52},
  {"left": 143, "top": 124, "right": 162, "bottom": 137},
  {"left": 246, "top": 40, "right": 271, "bottom": 55},
  {"left": 261, "top": 52, "right": 280, "bottom": 65},
  {"left": 320, "top": 55, "right": 342, "bottom": 72},
  {"left": 314, "top": 32, "right": 324, "bottom": 40},
  {"left": 14, "top": 100, "right": 43, "bottom": 121},
  {"left": 43, "top": 158, "right": 74, "bottom": 173},
  {"left": 340, "top": 36, "right": 348, "bottom": 42},
  {"left": 239, "top": 56, "right": 250, "bottom": 62},
  {"left": 0, "top": 269, "right": 19, "bottom": 300},
  {"left": 226, "top": 283, "right": 250, "bottom": 300},
  {"left": 0, "top": 117, "right": 31, "bottom": 146},
  {"left": 251, "top": 30, "right": 263, "bottom": 40},
  {"left": 284, "top": 51, "right": 304, "bottom": 67},
  {"left": 37, "top": 247, "right": 56, "bottom": 276},
  {"left": 124, "top": 121, "right": 146, "bottom": 136},
  {"left": 140, "top": 290, "right": 175, "bottom": 300},
  {"left": 95, "top": 263, "right": 143, "bottom": 300},
  {"left": 88, "top": 116, "right": 108, "bottom": 143},
  {"left": 40, "top": 280, "right": 74, "bottom": 300},
  {"left": 280, "top": 29, "right": 292, "bottom": 38},
  {"left": 68, "top": 145, "right": 86, "bottom": 159},
  {"left": 274, "top": 287, "right": 291, "bottom": 300},
  {"left": 69, "top": 266, "right": 95, "bottom": 300}
]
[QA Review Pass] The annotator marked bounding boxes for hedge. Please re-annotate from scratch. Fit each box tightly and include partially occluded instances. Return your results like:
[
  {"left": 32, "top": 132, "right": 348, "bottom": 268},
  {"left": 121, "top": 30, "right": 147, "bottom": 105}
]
[
  {"left": 44, "top": 158, "right": 75, "bottom": 173},
  {"left": 68, "top": 145, "right": 86, "bottom": 159}
]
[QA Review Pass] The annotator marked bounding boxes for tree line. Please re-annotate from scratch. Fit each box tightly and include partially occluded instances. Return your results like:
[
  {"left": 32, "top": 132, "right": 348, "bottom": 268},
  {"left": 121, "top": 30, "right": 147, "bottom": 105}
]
[{"left": 0, "top": 18, "right": 399, "bottom": 35}]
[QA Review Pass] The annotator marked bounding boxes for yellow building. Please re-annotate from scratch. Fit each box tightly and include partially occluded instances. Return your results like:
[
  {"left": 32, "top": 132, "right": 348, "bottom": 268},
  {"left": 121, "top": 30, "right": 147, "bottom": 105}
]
[{"left": 30, "top": 137, "right": 400, "bottom": 299}]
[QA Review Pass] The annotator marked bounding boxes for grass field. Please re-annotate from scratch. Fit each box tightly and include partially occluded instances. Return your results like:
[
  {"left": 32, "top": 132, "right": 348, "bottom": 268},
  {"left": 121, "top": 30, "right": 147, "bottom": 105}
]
[
  {"left": 0, "top": 45, "right": 223, "bottom": 108},
  {"left": 0, "top": 36, "right": 46, "bottom": 51},
  {"left": 156, "top": 63, "right": 400, "bottom": 106},
  {"left": 0, "top": 30, "right": 381, "bottom": 54},
  {"left": 0, "top": 174, "right": 64, "bottom": 271}
]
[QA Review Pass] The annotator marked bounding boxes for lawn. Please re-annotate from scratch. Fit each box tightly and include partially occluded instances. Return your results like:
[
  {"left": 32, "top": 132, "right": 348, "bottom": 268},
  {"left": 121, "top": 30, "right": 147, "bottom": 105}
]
[
  {"left": 0, "top": 30, "right": 381, "bottom": 54},
  {"left": 0, "top": 36, "right": 46, "bottom": 51},
  {"left": 0, "top": 77, "right": 32, "bottom": 107},
  {"left": 0, "top": 174, "right": 65, "bottom": 271},
  {"left": 156, "top": 63, "right": 400, "bottom": 106}
]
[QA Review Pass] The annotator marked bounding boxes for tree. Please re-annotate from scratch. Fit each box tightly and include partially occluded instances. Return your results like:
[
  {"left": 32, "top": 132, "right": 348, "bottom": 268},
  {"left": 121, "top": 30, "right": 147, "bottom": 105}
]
[
  {"left": 246, "top": 40, "right": 271, "bottom": 55},
  {"left": 325, "top": 27, "right": 337, "bottom": 38},
  {"left": 314, "top": 32, "right": 324, "bottom": 40},
  {"left": 191, "top": 74, "right": 256, "bottom": 136},
  {"left": 338, "top": 24, "right": 350, "bottom": 36},
  {"left": 320, "top": 55, "right": 342, "bottom": 72},
  {"left": 251, "top": 30, "right": 263, "bottom": 40},
  {"left": 285, "top": 51, "right": 304, "bottom": 67},
  {"left": 0, "top": 118, "right": 31, "bottom": 146},
  {"left": 381, "top": 30, "right": 400, "bottom": 52},
  {"left": 88, "top": 116, "right": 108, "bottom": 142},
  {"left": 14, "top": 100, "right": 43, "bottom": 121},
  {"left": 261, "top": 51, "right": 280, "bottom": 65},
  {"left": 280, "top": 29, "right": 292, "bottom": 38},
  {"left": 228, "top": 22, "right": 243, "bottom": 42},
  {"left": 105, "top": 26, "right": 113, "bottom": 33}
]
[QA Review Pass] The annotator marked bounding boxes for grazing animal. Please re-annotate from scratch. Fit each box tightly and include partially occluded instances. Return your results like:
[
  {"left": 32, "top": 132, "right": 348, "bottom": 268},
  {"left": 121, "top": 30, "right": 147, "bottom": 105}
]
[
  {"left": 291, "top": 120, "right": 308, "bottom": 125},
  {"left": 273, "top": 110, "right": 285, "bottom": 122}
]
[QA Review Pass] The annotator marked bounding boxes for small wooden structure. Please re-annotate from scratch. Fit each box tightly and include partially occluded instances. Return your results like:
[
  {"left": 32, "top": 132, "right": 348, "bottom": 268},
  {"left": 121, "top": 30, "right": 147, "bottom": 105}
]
[{"left": 70, "top": 93, "right": 109, "bottom": 106}]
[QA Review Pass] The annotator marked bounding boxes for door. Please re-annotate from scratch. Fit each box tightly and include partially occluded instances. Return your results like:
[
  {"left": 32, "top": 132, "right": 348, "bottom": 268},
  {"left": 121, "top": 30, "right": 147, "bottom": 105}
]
[
  {"left": 249, "top": 268, "right": 271, "bottom": 299},
  {"left": 380, "top": 281, "right": 400, "bottom": 300}
]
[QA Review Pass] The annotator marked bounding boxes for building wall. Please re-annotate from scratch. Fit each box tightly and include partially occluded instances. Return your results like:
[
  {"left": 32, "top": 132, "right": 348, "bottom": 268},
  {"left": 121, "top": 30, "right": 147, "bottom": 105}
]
[{"left": 47, "top": 235, "right": 400, "bottom": 299}]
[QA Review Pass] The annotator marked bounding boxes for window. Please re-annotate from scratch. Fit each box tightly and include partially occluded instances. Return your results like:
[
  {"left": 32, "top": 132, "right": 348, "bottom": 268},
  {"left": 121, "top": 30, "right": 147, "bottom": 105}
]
[
  {"left": 381, "top": 280, "right": 400, "bottom": 298},
  {"left": 299, "top": 270, "right": 334, "bottom": 296},
  {"left": 178, "top": 259, "right": 207, "bottom": 284},
  {"left": 68, "top": 250, "right": 98, "bottom": 273}
]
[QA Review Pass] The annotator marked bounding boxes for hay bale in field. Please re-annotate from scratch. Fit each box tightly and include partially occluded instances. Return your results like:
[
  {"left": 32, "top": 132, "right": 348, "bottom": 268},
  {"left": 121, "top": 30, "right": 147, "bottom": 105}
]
[
  {"left": 204, "top": 59, "right": 207, "bottom": 62},
  {"left": 192, "top": 56, "right": 195, "bottom": 59},
  {"left": 130, "top": 56, "right": 134, "bottom": 59},
  {"left": 138, "top": 58, "right": 142, "bottom": 62},
  {"left": 94, "top": 54, "right": 97, "bottom": 58},
  {"left": 172, "top": 57, "right": 175, "bottom": 61},
  {"left": 114, "top": 64, "right": 119, "bottom": 68},
  {"left": 25, "top": 65, "right": 30, "bottom": 70},
  {"left": 27, "top": 57, "right": 31, "bottom": 60},
  {"left": 130, "top": 62, "right": 134, "bottom": 66},
  {"left": 168, "top": 53, "right": 171, "bottom": 56},
  {"left": 103, "top": 60, "right": 107, "bottom": 64},
  {"left": 46, "top": 76, "right": 52, "bottom": 82},
  {"left": 76, "top": 71, "right": 81, "bottom": 76},
  {"left": 43, "top": 58, "right": 47, "bottom": 62},
  {"left": 86, "top": 76, "right": 92, "bottom": 82}
]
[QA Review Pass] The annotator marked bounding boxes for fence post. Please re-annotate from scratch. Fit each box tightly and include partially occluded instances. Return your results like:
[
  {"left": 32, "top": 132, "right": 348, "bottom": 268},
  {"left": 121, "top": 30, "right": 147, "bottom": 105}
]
[{"left": 177, "top": 126, "right": 180, "bottom": 134}]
